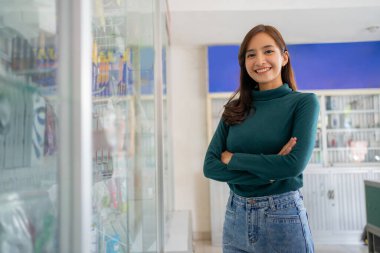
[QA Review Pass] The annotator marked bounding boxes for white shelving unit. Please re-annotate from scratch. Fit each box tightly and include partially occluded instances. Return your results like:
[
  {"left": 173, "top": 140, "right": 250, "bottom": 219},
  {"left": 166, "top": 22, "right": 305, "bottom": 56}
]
[{"left": 207, "top": 89, "right": 380, "bottom": 245}]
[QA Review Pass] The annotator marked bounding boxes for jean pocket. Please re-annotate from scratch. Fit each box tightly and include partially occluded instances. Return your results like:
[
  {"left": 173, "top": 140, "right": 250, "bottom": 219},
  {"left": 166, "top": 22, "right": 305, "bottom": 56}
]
[{"left": 265, "top": 213, "right": 308, "bottom": 253}]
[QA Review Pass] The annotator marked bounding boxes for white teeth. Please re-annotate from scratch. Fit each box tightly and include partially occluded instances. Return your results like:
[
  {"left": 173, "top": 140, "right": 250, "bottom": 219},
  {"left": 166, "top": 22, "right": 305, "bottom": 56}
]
[{"left": 256, "top": 67, "right": 270, "bottom": 73}]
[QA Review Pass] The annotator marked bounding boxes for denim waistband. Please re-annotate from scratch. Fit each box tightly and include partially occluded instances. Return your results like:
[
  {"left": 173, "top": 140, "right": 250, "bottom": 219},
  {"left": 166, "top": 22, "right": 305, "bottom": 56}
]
[{"left": 229, "top": 190, "right": 302, "bottom": 209}]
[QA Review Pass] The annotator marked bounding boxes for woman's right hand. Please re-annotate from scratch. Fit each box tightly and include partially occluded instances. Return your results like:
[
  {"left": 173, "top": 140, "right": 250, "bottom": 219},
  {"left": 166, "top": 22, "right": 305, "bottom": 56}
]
[{"left": 278, "top": 137, "right": 297, "bottom": 155}]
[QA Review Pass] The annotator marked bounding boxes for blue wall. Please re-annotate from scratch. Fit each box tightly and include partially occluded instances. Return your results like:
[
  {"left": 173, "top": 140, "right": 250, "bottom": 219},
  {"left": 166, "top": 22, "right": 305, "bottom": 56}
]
[{"left": 208, "top": 41, "right": 380, "bottom": 92}]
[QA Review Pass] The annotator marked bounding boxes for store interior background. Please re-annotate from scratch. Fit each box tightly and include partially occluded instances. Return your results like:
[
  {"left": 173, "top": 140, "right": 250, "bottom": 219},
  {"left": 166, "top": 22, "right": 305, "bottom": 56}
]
[
  {"left": 167, "top": 0, "right": 380, "bottom": 243},
  {"left": 1, "top": 0, "right": 380, "bottom": 252}
]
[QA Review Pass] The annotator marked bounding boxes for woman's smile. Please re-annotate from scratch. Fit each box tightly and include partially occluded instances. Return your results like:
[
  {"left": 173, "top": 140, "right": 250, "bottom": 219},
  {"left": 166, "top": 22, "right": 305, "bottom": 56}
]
[{"left": 255, "top": 67, "right": 271, "bottom": 74}]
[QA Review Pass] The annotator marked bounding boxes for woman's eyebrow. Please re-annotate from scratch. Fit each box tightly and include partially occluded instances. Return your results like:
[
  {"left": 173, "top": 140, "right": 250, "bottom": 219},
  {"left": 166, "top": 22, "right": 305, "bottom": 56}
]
[
  {"left": 262, "top": 45, "right": 275, "bottom": 49},
  {"left": 246, "top": 45, "right": 275, "bottom": 53}
]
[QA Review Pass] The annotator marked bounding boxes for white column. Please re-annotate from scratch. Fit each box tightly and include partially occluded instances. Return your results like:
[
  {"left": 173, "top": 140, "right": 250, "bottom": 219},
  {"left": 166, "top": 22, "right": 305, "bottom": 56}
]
[{"left": 57, "top": 0, "right": 92, "bottom": 252}]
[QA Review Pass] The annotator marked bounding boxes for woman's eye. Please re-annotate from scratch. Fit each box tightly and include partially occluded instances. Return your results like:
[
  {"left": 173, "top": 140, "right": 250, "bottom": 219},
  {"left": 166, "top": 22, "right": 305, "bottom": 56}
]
[
  {"left": 246, "top": 53, "right": 255, "bottom": 58},
  {"left": 264, "top": 50, "right": 274, "bottom": 54}
]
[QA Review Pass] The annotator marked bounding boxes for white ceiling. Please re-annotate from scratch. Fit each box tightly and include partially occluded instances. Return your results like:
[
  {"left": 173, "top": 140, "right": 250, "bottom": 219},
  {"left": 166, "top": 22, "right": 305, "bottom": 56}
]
[{"left": 167, "top": 0, "right": 380, "bottom": 46}]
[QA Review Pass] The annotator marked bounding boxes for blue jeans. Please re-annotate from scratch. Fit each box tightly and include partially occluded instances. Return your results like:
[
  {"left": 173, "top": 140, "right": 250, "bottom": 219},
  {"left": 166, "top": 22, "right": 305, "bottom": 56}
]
[{"left": 223, "top": 190, "right": 314, "bottom": 253}]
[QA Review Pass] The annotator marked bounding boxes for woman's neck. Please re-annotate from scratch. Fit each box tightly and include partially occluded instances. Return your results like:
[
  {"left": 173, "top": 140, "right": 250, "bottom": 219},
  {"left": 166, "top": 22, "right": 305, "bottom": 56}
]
[{"left": 258, "top": 81, "right": 283, "bottom": 91}]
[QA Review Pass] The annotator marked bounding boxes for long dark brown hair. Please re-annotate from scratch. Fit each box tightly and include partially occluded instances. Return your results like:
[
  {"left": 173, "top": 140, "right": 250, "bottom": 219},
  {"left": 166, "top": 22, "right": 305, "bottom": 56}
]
[{"left": 222, "top": 24, "right": 297, "bottom": 125}]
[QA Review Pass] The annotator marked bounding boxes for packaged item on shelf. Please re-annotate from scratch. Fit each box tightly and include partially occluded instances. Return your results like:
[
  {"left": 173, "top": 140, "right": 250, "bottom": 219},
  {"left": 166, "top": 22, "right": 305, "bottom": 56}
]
[
  {"left": 0, "top": 194, "right": 33, "bottom": 253},
  {"left": 105, "top": 233, "right": 121, "bottom": 253},
  {"left": 92, "top": 42, "right": 99, "bottom": 95},
  {"left": 116, "top": 178, "right": 128, "bottom": 213},
  {"left": 44, "top": 102, "right": 57, "bottom": 156},
  {"left": 330, "top": 96, "right": 339, "bottom": 110},
  {"left": 349, "top": 141, "right": 368, "bottom": 162},
  {"left": 11, "top": 37, "right": 21, "bottom": 71},
  {"left": 117, "top": 52, "right": 125, "bottom": 95},
  {"left": 315, "top": 128, "right": 321, "bottom": 148},
  {"left": 24, "top": 33, "right": 57, "bottom": 93},
  {"left": 33, "top": 33, "right": 47, "bottom": 84},
  {"left": 93, "top": 48, "right": 131, "bottom": 97},
  {"left": 124, "top": 48, "right": 133, "bottom": 94},
  {"left": 104, "top": 53, "right": 110, "bottom": 96},
  {"left": 343, "top": 114, "right": 352, "bottom": 129},
  {"left": 31, "top": 93, "right": 46, "bottom": 161},
  {"left": 26, "top": 39, "right": 35, "bottom": 72},
  {"left": 33, "top": 212, "right": 55, "bottom": 252},
  {"left": 107, "top": 178, "right": 118, "bottom": 209},
  {"left": 0, "top": 191, "right": 57, "bottom": 253},
  {"left": 0, "top": 76, "right": 34, "bottom": 169},
  {"left": 331, "top": 114, "right": 340, "bottom": 129}
]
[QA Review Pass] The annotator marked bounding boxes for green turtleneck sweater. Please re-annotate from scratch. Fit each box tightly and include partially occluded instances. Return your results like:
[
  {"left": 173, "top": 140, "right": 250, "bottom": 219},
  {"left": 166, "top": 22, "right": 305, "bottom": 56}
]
[{"left": 203, "top": 84, "right": 320, "bottom": 197}]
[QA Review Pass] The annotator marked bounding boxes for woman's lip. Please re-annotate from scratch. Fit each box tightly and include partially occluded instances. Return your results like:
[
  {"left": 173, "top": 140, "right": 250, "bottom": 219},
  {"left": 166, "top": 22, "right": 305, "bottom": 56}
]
[{"left": 255, "top": 67, "right": 271, "bottom": 73}]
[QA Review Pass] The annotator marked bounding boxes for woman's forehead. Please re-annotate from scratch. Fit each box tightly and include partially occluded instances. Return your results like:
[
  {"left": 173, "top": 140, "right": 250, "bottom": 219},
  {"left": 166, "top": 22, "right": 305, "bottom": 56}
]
[{"left": 247, "top": 33, "right": 277, "bottom": 47}]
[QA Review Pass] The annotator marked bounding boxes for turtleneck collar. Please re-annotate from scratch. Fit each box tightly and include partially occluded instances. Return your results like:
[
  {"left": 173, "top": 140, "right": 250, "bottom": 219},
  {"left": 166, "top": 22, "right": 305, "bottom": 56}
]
[{"left": 252, "top": 83, "right": 292, "bottom": 101}]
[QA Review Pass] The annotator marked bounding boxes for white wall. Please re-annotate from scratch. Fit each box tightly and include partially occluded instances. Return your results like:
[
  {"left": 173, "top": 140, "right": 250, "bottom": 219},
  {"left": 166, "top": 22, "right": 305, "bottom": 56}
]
[
  {"left": 168, "top": 0, "right": 380, "bottom": 11},
  {"left": 167, "top": 46, "right": 211, "bottom": 239},
  {"left": 167, "top": 0, "right": 380, "bottom": 46}
]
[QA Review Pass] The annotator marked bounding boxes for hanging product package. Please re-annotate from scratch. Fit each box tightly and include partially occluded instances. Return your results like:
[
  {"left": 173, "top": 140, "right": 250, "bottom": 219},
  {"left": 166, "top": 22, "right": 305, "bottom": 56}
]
[{"left": 0, "top": 193, "right": 33, "bottom": 253}]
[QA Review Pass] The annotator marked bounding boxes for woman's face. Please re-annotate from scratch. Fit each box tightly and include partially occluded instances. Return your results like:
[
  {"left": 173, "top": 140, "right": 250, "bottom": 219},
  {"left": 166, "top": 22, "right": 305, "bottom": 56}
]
[{"left": 244, "top": 32, "right": 288, "bottom": 90}]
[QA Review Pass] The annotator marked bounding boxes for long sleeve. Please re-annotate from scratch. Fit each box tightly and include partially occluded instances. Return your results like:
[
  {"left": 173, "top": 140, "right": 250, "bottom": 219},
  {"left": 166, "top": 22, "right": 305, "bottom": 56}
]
[
  {"left": 227, "top": 93, "right": 320, "bottom": 181},
  {"left": 203, "top": 119, "right": 269, "bottom": 185}
]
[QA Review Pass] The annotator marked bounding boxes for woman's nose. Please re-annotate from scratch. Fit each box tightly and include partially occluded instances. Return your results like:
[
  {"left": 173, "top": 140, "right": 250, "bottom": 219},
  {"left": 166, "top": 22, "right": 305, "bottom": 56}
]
[{"left": 255, "top": 53, "right": 265, "bottom": 65}]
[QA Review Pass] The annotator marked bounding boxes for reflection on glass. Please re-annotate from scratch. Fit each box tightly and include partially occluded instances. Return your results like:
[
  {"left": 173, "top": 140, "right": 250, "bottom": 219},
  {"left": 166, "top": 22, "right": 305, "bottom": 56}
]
[{"left": 0, "top": 1, "right": 58, "bottom": 252}]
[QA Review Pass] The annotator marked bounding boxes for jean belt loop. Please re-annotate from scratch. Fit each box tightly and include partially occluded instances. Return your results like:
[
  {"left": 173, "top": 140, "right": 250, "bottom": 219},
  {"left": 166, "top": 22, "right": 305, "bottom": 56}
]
[
  {"left": 269, "top": 196, "right": 275, "bottom": 210},
  {"left": 228, "top": 191, "right": 234, "bottom": 208}
]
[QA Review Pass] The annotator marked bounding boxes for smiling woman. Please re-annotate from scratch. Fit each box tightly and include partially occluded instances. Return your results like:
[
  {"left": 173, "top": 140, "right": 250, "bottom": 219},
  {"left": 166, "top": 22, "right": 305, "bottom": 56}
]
[
  {"left": 244, "top": 33, "right": 288, "bottom": 90},
  {"left": 203, "top": 24, "right": 320, "bottom": 253}
]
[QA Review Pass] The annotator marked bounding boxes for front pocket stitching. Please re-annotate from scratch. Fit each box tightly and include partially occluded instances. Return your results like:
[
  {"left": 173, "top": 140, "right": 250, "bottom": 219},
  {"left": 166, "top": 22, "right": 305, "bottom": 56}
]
[{"left": 266, "top": 214, "right": 301, "bottom": 224}]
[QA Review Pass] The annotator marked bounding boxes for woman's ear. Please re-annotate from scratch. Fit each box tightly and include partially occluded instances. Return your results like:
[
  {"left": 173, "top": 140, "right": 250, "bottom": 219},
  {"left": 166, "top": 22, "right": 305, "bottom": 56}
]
[{"left": 282, "top": 51, "right": 289, "bottom": 67}]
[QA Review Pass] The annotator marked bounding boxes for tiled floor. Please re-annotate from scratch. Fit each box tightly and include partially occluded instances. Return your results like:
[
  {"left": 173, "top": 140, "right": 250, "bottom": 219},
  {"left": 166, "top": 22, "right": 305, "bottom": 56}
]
[{"left": 193, "top": 240, "right": 368, "bottom": 253}]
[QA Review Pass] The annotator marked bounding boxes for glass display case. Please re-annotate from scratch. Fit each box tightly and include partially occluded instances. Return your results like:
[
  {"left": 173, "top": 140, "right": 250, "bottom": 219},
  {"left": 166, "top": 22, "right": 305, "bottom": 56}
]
[
  {"left": 0, "top": 0, "right": 59, "bottom": 251},
  {"left": 90, "top": 0, "right": 170, "bottom": 252},
  {"left": 0, "top": 0, "right": 170, "bottom": 252}
]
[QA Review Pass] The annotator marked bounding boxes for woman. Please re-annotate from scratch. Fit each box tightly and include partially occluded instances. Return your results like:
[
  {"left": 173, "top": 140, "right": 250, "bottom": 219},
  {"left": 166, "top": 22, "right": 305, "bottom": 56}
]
[{"left": 203, "top": 24, "right": 319, "bottom": 253}]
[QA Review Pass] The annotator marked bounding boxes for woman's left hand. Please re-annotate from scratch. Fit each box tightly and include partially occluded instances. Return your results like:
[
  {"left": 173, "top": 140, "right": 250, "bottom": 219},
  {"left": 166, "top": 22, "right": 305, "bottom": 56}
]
[{"left": 221, "top": 151, "right": 233, "bottom": 164}]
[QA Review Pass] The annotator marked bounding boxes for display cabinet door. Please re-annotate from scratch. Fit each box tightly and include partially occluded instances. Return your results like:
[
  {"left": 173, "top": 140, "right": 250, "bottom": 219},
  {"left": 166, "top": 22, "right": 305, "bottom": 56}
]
[
  {"left": 331, "top": 170, "right": 370, "bottom": 232},
  {"left": 0, "top": 1, "right": 59, "bottom": 252},
  {"left": 302, "top": 171, "right": 335, "bottom": 233},
  {"left": 90, "top": 0, "right": 164, "bottom": 252}
]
